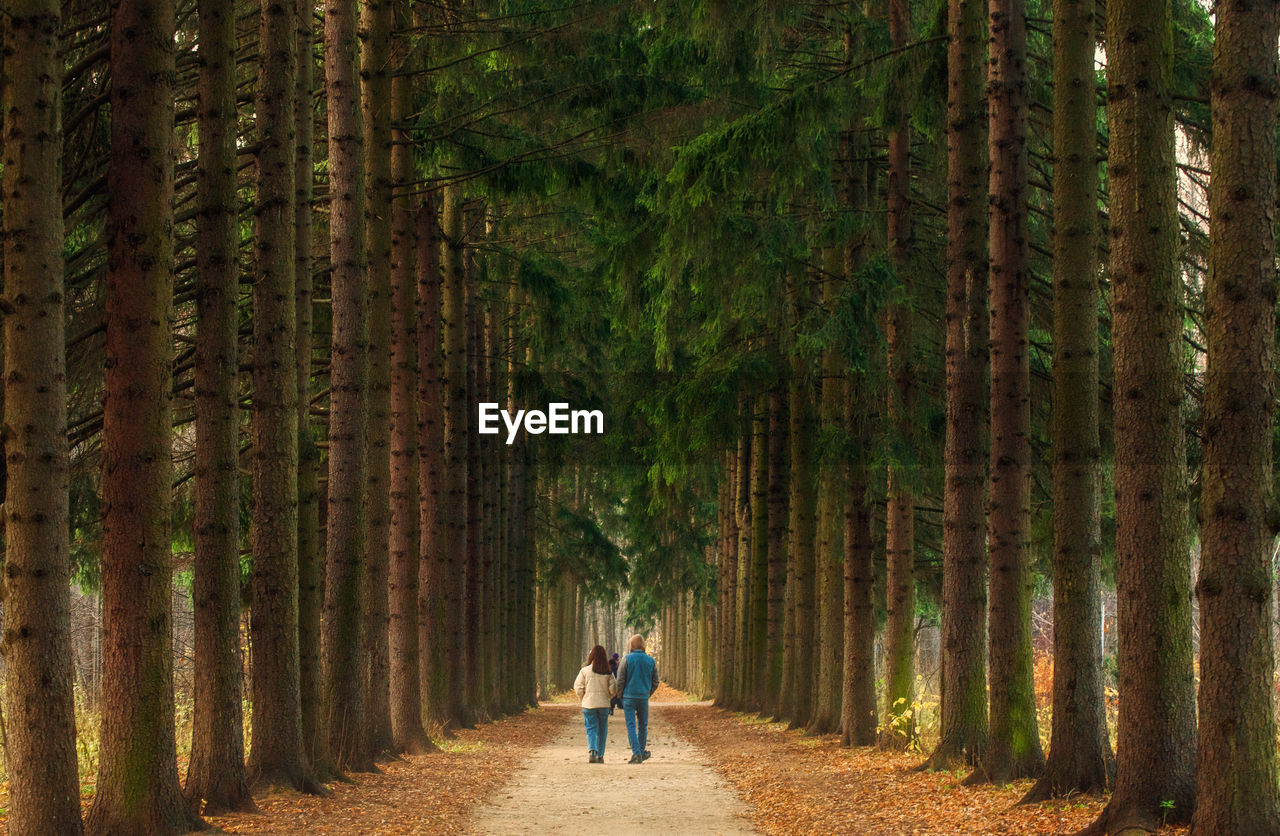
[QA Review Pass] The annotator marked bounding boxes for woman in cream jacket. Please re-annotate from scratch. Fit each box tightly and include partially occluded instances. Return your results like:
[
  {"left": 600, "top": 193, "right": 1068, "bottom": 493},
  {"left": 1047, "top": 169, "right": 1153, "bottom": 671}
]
[{"left": 574, "top": 645, "right": 618, "bottom": 763}]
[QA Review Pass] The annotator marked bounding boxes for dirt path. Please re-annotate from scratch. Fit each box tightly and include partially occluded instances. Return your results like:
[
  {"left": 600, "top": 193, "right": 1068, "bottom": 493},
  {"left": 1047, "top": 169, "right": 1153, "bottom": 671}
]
[{"left": 467, "top": 702, "right": 756, "bottom": 835}]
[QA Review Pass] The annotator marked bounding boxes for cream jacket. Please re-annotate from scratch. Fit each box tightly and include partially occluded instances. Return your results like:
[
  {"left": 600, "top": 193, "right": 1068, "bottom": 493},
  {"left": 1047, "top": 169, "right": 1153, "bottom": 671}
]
[{"left": 574, "top": 665, "right": 617, "bottom": 709}]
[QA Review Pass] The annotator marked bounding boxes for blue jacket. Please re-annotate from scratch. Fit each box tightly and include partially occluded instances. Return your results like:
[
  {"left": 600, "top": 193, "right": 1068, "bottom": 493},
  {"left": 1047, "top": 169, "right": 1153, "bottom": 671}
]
[{"left": 615, "top": 650, "right": 658, "bottom": 700}]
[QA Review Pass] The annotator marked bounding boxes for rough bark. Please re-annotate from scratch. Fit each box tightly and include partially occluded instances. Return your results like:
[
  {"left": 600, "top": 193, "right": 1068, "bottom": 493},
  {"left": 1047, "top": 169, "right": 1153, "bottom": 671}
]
[
  {"left": 717, "top": 447, "right": 740, "bottom": 707},
  {"left": 417, "top": 195, "right": 453, "bottom": 730},
  {"left": 733, "top": 398, "right": 752, "bottom": 708},
  {"left": 361, "top": 0, "right": 395, "bottom": 757},
  {"left": 387, "top": 21, "right": 434, "bottom": 755},
  {"left": 926, "top": 0, "right": 989, "bottom": 772},
  {"left": 86, "top": 0, "right": 202, "bottom": 828},
  {"left": 439, "top": 184, "right": 473, "bottom": 726},
  {"left": 748, "top": 395, "right": 770, "bottom": 710},
  {"left": 518, "top": 409, "right": 539, "bottom": 707},
  {"left": 1022, "top": 0, "right": 1112, "bottom": 802},
  {"left": 464, "top": 266, "right": 486, "bottom": 718},
  {"left": 837, "top": 129, "right": 877, "bottom": 748},
  {"left": 1082, "top": 0, "right": 1196, "bottom": 828},
  {"left": 971, "top": 0, "right": 1043, "bottom": 785},
  {"left": 764, "top": 382, "right": 789, "bottom": 716},
  {"left": 842, "top": 386, "right": 877, "bottom": 747},
  {"left": 295, "top": 0, "right": 328, "bottom": 779},
  {"left": 1191, "top": 0, "right": 1280, "bottom": 830},
  {"left": 785, "top": 282, "right": 817, "bottom": 731},
  {"left": 0, "top": 3, "right": 83, "bottom": 830},
  {"left": 810, "top": 251, "right": 845, "bottom": 736},
  {"left": 186, "top": 0, "right": 253, "bottom": 812},
  {"left": 880, "top": 0, "right": 915, "bottom": 744},
  {"left": 248, "top": 0, "right": 313, "bottom": 794},
  {"left": 482, "top": 282, "right": 504, "bottom": 716},
  {"left": 323, "top": 0, "right": 372, "bottom": 771}
]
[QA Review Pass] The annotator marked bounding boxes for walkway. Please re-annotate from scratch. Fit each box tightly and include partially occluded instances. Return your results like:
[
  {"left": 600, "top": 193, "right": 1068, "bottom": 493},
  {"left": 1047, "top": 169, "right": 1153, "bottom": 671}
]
[{"left": 467, "top": 701, "right": 756, "bottom": 835}]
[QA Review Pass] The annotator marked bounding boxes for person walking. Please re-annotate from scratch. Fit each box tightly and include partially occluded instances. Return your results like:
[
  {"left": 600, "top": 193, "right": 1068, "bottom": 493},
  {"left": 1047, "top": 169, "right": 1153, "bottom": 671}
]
[
  {"left": 574, "top": 645, "right": 617, "bottom": 763},
  {"left": 615, "top": 634, "right": 659, "bottom": 764},
  {"left": 608, "top": 653, "right": 622, "bottom": 714}
]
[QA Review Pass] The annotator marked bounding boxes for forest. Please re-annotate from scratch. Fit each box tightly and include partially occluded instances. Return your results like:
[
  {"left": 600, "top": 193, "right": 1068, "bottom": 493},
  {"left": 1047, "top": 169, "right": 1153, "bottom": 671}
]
[{"left": 0, "top": 0, "right": 1277, "bottom": 833}]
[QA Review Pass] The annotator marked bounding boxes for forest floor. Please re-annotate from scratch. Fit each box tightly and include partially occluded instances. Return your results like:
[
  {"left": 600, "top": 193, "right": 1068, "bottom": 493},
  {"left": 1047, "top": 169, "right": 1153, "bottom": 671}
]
[
  {"left": 666, "top": 701, "right": 1192, "bottom": 836},
  {"left": 0, "top": 687, "right": 1199, "bottom": 835},
  {"left": 200, "top": 706, "right": 567, "bottom": 835}
]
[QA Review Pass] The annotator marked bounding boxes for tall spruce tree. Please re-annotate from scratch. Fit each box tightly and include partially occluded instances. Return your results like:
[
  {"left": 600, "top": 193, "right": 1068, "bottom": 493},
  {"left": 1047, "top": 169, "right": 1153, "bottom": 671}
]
[
  {"left": 361, "top": 0, "right": 396, "bottom": 756},
  {"left": 1084, "top": 0, "right": 1197, "bottom": 829},
  {"left": 440, "top": 184, "right": 473, "bottom": 727},
  {"left": 973, "top": 0, "right": 1043, "bottom": 785},
  {"left": 879, "top": 0, "right": 915, "bottom": 752},
  {"left": 323, "top": 0, "right": 373, "bottom": 771},
  {"left": 187, "top": 0, "right": 253, "bottom": 810},
  {"left": 1192, "top": 0, "right": 1280, "bottom": 829},
  {"left": 87, "top": 0, "right": 202, "bottom": 829},
  {"left": 1, "top": 2, "right": 83, "bottom": 830},
  {"left": 927, "top": 0, "right": 989, "bottom": 772},
  {"left": 295, "top": 0, "right": 328, "bottom": 778},
  {"left": 249, "top": 0, "right": 311, "bottom": 792},
  {"left": 387, "top": 0, "right": 434, "bottom": 753},
  {"left": 1023, "top": 0, "right": 1112, "bottom": 801}
]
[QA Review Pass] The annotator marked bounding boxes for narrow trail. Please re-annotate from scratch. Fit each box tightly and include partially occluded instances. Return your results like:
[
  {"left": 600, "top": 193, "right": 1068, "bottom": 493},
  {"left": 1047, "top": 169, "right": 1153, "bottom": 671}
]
[{"left": 467, "top": 702, "right": 756, "bottom": 835}]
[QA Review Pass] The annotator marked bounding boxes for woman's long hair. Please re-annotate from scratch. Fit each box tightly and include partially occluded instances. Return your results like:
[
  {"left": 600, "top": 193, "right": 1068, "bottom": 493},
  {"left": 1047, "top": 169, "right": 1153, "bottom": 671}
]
[{"left": 588, "top": 645, "right": 611, "bottom": 675}]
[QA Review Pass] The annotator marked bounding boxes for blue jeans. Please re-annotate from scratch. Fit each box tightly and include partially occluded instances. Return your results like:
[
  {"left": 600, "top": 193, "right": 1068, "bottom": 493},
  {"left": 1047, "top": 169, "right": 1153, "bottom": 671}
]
[
  {"left": 623, "top": 697, "right": 649, "bottom": 756},
  {"left": 583, "top": 707, "right": 610, "bottom": 755}
]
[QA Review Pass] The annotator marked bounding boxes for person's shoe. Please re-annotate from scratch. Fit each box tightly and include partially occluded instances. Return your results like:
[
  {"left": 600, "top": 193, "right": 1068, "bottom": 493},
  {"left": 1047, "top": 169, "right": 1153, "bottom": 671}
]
[
  {"left": 628, "top": 753, "right": 643, "bottom": 764},
  {"left": 642, "top": 750, "right": 651, "bottom": 761},
  {"left": 594, "top": 754, "right": 604, "bottom": 764},
  {"left": 588, "top": 751, "right": 598, "bottom": 763}
]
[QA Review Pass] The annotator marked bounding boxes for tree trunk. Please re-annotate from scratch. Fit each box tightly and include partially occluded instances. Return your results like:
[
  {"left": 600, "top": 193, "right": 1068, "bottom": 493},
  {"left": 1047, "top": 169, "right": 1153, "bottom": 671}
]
[
  {"left": 785, "top": 282, "right": 817, "bottom": 730},
  {"left": 765, "top": 381, "right": 789, "bottom": 716},
  {"left": 483, "top": 283, "right": 504, "bottom": 716},
  {"left": 87, "top": 0, "right": 202, "bottom": 828},
  {"left": 1, "top": 3, "right": 83, "bottom": 830},
  {"left": 464, "top": 265, "right": 486, "bottom": 718},
  {"left": 323, "top": 0, "right": 372, "bottom": 771},
  {"left": 810, "top": 252, "right": 845, "bottom": 735},
  {"left": 717, "top": 448, "right": 739, "bottom": 706},
  {"left": 387, "top": 15, "right": 434, "bottom": 753},
  {"left": 417, "top": 195, "right": 454, "bottom": 730},
  {"left": 1191, "top": 0, "right": 1280, "bottom": 830},
  {"left": 748, "top": 394, "right": 770, "bottom": 710},
  {"left": 187, "top": 0, "right": 253, "bottom": 812},
  {"left": 361, "top": 0, "right": 395, "bottom": 758},
  {"left": 732, "top": 400, "right": 752, "bottom": 708},
  {"left": 840, "top": 129, "right": 877, "bottom": 748},
  {"left": 247, "top": 0, "right": 312, "bottom": 794},
  {"left": 926, "top": 0, "right": 989, "bottom": 772},
  {"left": 1083, "top": 0, "right": 1196, "bottom": 828},
  {"left": 519, "top": 434, "right": 539, "bottom": 707},
  {"left": 842, "top": 386, "right": 877, "bottom": 747},
  {"left": 880, "top": 0, "right": 915, "bottom": 744},
  {"left": 440, "top": 184, "right": 473, "bottom": 726},
  {"left": 1022, "top": 0, "right": 1112, "bottom": 802},
  {"left": 295, "top": 0, "right": 327, "bottom": 778},
  {"left": 972, "top": 0, "right": 1043, "bottom": 785}
]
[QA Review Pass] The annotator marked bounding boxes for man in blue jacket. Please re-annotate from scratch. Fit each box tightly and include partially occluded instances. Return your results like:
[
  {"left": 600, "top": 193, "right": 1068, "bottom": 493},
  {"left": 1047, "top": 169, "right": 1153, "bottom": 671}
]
[{"left": 614, "top": 634, "right": 659, "bottom": 764}]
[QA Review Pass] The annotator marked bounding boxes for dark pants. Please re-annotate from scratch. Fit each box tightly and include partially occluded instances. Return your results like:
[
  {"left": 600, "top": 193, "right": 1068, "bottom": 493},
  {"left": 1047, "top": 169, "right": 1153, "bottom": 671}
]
[{"left": 623, "top": 697, "right": 649, "bottom": 756}]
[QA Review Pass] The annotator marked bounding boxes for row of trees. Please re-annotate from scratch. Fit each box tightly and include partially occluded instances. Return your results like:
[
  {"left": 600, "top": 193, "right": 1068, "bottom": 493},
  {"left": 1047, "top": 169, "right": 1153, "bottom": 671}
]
[
  {"left": 6, "top": 0, "right": 1280, "bottom": 832},
  {"left": 655, "top": 0, "right": 1278, "bottom": 833},
  {"left": 2, "top": 0, "right": 564, "bottom": 831}
]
